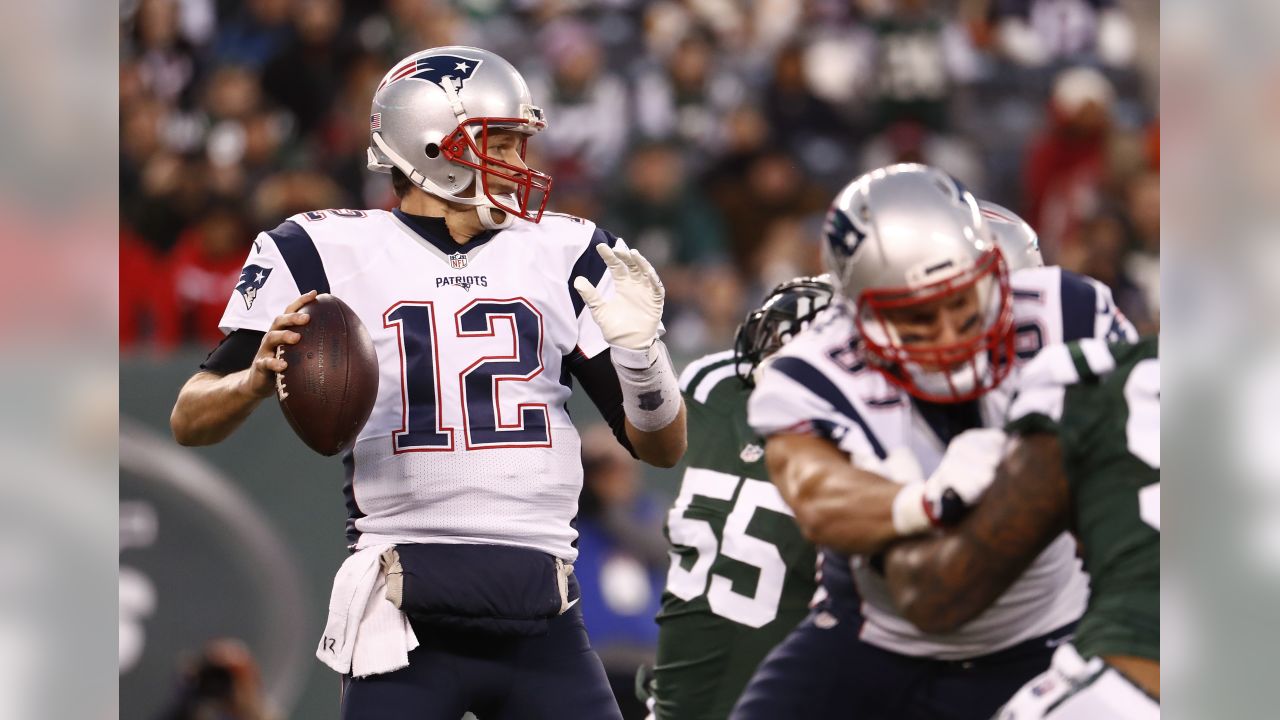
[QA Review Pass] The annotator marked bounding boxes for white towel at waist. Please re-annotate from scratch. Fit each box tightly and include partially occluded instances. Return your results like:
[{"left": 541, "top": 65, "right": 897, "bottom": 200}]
[{"left": 316, "top": 544, "right": 419, "bottom": 678}]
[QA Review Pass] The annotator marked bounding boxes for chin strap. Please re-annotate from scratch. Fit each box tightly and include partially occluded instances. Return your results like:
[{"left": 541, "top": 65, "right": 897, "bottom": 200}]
[
  {"left": 439, "top": 76, "right": 470, "bottom": 126},
  {"left": 477, "top": 205, "right": 514, "bottom": 230}
]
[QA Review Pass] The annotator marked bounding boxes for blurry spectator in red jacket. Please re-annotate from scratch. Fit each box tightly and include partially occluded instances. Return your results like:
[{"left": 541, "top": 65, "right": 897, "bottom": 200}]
[
  {"left": 121, "top": 226, "right": 180, "bottom": 350},
  {"left": 1024, "top": 65, "right": 1115, "bottom": 263},
  {"left": 168, "top": 198, "right": 253, "bottom": 347}
]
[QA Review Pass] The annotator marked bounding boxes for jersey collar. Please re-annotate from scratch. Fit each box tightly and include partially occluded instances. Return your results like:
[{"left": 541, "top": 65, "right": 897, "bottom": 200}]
[
  {"left": 910, "top": 397, "right": 984, "bottom": 446},
  {"left": 392, "top": 208, "right": 498, "bottom": 256}
]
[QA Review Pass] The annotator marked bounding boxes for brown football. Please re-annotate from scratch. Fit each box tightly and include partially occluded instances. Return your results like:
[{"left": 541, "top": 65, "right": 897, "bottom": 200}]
[{"left": 275, "top": 294, "right": 379, "bottom": 456}]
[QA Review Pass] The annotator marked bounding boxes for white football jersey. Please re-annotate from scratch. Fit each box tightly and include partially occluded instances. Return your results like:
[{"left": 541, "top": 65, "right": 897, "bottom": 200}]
[
  {"left": 747, "top": 267, "right": 1137, "bottom": 660},
  {"left": 219, "top": 208, "right": 627, "bottom": 562}
]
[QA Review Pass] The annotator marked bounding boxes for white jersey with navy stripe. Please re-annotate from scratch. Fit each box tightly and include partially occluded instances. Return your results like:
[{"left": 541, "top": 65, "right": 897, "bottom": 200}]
[
  {"left": 747, "top": 266, "right": 1137, "bottom": 660},
  {"left": 218, "top": 209, "right": 625, "bottom": 562}
]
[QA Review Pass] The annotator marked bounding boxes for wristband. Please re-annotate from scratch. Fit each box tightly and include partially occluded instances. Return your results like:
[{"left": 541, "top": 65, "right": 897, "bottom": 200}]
[
  {"left": 892, "top": 482, "right": 931, "bottom": 536},
  {"left": 612, "top": 340, "right": 680, "bottom": 432},
  {"left": 608, "top": 341, "right": 661, "bottom": 370}
]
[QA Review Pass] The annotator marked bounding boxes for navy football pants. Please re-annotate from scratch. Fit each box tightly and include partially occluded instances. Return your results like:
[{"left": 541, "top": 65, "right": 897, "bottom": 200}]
[
  {"left": 341, "top": 602, "right": 622, "bottom": 720},
  {"left": 731, "top": 603, "right": 1074, "bottom": 720}
]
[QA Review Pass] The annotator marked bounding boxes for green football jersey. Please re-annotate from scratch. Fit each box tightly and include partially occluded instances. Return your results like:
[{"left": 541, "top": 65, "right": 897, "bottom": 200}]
[
  {"left": 1006, "top": 337, "right": 1160, "bottom": 662},
  {"left": 651, "top": 351, "right": 818, "bottom": 720}
]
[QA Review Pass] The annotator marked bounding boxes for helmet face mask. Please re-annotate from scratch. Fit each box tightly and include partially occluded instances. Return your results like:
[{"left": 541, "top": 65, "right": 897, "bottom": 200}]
[
  {"left": 734, "top": 276, "right": 835, "bottom": 387},
  {"left": 855, "top": 248, "right": 1016, "bottom": 403},
  {"left": 367, "top": 46, "right": 552, "bottom": 228},
  {"left": 441, "top": 118, "right": 552, "bottom": 223},
  {"left": 822, "top": 164, "right": 1017, "bottom": 403}
]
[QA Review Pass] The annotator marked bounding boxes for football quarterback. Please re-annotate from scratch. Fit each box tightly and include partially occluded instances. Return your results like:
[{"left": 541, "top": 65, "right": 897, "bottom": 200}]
[{"left": 172, "top": 46, "right": 687, "bottom": 720}]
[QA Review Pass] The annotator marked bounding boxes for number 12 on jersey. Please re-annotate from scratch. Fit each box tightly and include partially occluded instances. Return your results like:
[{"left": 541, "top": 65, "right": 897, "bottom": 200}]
[
  {"left": 385, "top": 299, "right": 550, "bottom": 451},
  {"left": 666, "top": 468, "right": 794, "bottom": 628}
]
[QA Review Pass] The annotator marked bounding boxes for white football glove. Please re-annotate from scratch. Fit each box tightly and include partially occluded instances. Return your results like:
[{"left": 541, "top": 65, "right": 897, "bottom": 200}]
[
  {"left": 573, "top": 244, "right": 665, "bottom": 359},
  {"left": 922, "top": 428, "right": 1009, "bottom": 525},
  {"left": 892, "top": 428, "right": 1008, "bottom": 534}
]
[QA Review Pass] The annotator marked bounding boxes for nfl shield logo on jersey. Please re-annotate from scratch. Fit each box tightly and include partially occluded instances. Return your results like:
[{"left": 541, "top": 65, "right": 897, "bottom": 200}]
[
  {"left": 740, "top": 443, "right": 764, "bottom": 463},
  {"left": 449, "top": 252, "right": 468, "bottom": 270}
]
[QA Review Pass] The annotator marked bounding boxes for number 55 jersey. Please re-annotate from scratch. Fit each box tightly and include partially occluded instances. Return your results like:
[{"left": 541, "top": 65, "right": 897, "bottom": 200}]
[
  {"left": 651, "top": 351, "right": 818, "bottom": 720},
  {"left": 218, "top": 208, "right": 628, "bottom": 560}
]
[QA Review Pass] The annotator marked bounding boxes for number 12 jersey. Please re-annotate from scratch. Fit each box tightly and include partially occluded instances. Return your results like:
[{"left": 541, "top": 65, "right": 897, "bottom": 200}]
[{"left": 218, "top": 208, "right": 626, "bottom": 561}]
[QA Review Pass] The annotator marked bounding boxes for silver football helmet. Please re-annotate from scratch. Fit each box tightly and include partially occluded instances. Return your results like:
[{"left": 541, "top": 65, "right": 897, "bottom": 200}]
[
  {"left": 821, "top": 164, "right": 1016, "bottom": 403},
  {"left": 367, "top": 46, "right": 551, "bottom": 229},
  {"left": 978, "top": 200, "right": 1044, "bottom": 272}
]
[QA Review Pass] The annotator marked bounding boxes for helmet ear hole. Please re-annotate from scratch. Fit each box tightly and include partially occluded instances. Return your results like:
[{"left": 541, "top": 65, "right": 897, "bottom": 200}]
[{"left": 424, "top": 143, "right": 441, "bottom": 159}]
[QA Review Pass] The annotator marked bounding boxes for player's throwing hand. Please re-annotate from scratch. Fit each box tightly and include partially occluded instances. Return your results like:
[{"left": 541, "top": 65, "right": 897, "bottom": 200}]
[{"left": 244, "top": 290, "right": 318, "bottom": 398}]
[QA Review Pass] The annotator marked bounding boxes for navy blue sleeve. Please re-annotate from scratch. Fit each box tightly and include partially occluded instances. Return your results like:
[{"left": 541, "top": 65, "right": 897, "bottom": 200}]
[
  {"left": 769, "top": 357, "right": 887, "bottom": 460},
  {"left": 566, "top": 348, "right": 637, "bottom": 458},
  {"left": 568, "top": 227, "right": 620, "bottom": 317},
  {"left": 1058, "top": 270, "right": 1100, "bottom": 342},
  {"left": 269, "top": 220, "right": 330, "bottom": 295}
]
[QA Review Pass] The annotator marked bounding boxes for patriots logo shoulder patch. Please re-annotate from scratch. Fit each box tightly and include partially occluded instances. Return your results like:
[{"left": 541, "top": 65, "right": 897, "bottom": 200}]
[
  {"left": 378, "top": 54, "right": 483, "bottom": 92},
  {"left": 236, "top": 264, "right": 272, "bottom": 310}
]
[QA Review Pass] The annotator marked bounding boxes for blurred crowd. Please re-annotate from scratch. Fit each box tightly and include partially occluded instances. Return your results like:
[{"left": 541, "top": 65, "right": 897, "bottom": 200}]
[{"left": 120, "top": 0, "right": 1161, "bottom": 356}]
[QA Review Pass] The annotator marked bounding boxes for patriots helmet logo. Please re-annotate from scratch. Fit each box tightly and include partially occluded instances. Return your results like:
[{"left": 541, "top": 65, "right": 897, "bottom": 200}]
[
  {"left": 236, "top": 264, "right": 272, "bottom": 310},
  {"left": 823, "top": 207, "right": 868, "bottom": 259},
  {"left": 379, "top": 54, "right": 483, "bottom": 92}
]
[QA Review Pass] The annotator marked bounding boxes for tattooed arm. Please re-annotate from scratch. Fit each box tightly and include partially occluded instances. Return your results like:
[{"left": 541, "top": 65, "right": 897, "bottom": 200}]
[{"left": 883, "top": 433, "right": 1072, "bottom": 634}]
